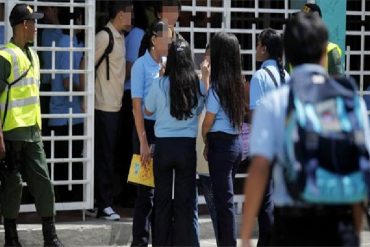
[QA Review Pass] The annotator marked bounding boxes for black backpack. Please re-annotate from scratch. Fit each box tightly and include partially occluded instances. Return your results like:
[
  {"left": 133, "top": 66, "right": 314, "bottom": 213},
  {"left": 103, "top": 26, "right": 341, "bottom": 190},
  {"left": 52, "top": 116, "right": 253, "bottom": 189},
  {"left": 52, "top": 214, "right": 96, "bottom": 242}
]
[{"left": 95, "top": 27, "right": 114, "bottom": 80}]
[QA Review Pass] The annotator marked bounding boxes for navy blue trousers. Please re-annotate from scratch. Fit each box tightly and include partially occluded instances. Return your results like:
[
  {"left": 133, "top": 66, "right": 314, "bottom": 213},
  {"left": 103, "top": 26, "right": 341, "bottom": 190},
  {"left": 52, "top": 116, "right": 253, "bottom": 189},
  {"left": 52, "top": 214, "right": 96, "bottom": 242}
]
[
  {"left": 153, "top": 137, "right": 199, "bottom": 246},
  {"left": 207, "top": 132, "right": 242, "bottom": 247}
]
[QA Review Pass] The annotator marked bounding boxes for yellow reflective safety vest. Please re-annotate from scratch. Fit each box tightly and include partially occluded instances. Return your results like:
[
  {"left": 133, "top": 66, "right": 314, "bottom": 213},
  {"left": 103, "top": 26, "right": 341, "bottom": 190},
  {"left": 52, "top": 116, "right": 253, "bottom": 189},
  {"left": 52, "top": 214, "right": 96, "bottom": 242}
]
[
  {"left": 0, "top": 42, "right": 42, "bottom": 131},
  {"left": 324, "top": 42, "right": 342, "bottom": 69}
]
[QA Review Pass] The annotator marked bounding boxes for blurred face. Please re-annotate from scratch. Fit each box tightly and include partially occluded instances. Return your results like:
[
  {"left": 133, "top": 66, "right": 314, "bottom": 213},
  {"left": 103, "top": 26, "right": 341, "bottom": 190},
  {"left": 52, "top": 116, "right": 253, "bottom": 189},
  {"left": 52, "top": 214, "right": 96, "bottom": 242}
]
[
  {"left": 152, "top": 29, "right": 171, "bottom": 57},
  {"left": 161, "top": 6, "right": 179, "bottom": 26},
  {"left": 256, "top": 40, "right": 267, "bottom": 62},
  {"left": 24, "top": 19, "right": 37, "bottom": 42},
  {"left": 42, "top": 6, "right": 58, "bottom": 24},
  {"left": 118, "top": 6, "right": 132, "bottom": 31}
]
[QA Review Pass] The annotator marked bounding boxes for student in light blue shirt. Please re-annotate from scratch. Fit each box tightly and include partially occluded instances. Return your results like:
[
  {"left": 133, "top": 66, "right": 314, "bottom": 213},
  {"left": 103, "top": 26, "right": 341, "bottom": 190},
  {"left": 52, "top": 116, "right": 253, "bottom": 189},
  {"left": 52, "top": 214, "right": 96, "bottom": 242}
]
[
  {"left": 249, "top": 28, "right": 290, "bottom": 246},
  {"left": 48, "top": 7, "right": 84, "bottom": 202},
  {"left": 242, "top": 13, "right": 368, "bottom": 246},
  {"left": 0, "top": 25, "right": 4, "bottom": 45},
  {"left": 130, "top": 20, "right": 171, "bottom": 247},
  {"left": 145, "top": 39, "right": 205, "bottom": 247},
  {"left": 202, "top": 32, "right": 245, "bottom": 247}
]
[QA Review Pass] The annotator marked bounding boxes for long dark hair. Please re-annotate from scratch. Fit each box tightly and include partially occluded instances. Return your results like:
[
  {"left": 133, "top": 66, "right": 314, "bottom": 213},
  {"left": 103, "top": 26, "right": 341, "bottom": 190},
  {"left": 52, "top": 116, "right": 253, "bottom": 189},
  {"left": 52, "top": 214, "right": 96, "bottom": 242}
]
[
  {"left": 164, "top": 39, "right": 200, "bottom": 120},
  {"left": 210, "top": 32, "right": 245, "bottom": 129},
  {"left": 258, "top": 28, "right": 285, "bottom": 84},
  {"left": 138, "top": 20, "right": 168, "bottom": 57}
]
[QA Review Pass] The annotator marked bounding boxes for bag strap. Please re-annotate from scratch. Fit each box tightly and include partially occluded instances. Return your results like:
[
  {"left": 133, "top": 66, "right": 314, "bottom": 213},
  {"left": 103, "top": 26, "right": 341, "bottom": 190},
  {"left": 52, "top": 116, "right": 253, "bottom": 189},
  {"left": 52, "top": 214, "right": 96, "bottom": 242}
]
[
  {"left": 2, "top": 65, "right": 31, "bottom": 128},
  {"left": 263, "top": 67, "right": 279, "bottom": 88},
  {"left": 95, "top": 27, "right": 114, "bottom": 80}
]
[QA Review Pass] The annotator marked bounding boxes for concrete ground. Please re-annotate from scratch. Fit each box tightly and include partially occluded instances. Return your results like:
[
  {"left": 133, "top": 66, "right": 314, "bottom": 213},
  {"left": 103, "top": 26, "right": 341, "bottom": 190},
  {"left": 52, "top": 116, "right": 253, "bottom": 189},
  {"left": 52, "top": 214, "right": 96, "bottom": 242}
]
[{"left": 0, "top": 208, "right": 370, "bottom": 246}]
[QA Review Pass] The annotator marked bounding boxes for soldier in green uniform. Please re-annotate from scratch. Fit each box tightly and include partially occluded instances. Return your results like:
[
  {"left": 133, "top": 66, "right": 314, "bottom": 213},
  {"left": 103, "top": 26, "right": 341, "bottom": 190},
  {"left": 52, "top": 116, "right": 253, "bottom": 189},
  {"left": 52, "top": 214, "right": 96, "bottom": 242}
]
[{"left": 0, "top": 4, "right": 63, "bottom": 247}]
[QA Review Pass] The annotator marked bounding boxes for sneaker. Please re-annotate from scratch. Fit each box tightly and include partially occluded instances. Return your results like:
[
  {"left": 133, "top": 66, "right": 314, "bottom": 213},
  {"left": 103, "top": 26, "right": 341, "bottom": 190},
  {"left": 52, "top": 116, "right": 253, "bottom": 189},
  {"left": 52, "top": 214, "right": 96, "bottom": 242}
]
[
  {"left": 97, "top": 207, "right": 120, "bottom": 221},
  {"left": 85, "top": 208, "right": 97, "bottom": 218}
]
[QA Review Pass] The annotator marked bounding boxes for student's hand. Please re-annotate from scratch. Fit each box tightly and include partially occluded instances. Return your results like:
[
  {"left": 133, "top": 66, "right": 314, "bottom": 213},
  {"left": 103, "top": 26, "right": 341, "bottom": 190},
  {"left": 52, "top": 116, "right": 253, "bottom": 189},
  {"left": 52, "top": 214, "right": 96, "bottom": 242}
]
[
  {"left": 140, "top": 141, "right": 151, "bottom": 166},
  {"left": 203, "top": 143, "right": 208, "bottom": 161},
  {"left": 0, "top": 132, "right": 6, "bottom": 160},
  {"left": 200, "top": 59, "right": 210, "bottom": 82},
  {"left": 159, "top": 64, "right": 166, "bottom": 77}
]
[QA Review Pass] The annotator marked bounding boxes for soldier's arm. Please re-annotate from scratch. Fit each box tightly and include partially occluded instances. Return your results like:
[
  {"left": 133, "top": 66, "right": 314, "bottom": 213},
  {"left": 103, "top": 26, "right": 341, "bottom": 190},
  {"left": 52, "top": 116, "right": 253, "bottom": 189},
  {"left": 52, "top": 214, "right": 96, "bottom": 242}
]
[
  {"left": 328, "top": 48, "right": 344, "bottom": 76},
  {"left": 0, "top": 55, "right": 10, "bottom": 159}
]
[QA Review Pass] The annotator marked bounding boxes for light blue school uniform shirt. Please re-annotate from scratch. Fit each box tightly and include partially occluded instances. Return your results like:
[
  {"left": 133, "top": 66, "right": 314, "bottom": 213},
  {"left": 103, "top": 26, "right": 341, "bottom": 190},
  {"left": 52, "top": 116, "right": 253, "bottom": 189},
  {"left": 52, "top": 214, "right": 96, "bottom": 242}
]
[
  {"left": 131, "top": 50, "right": 161, "bottom": 121},
  {"left": 124, "top": 27, "right": 145, "bottom": 91},
  {"left": 250, "top": 59, "right": 290, "bottom": 110},
  {"left": 145, "top": 76, "right": 206, "bottom": 137},
  {"left": 41, "top": 28, "right": 63, "bottom": 84},
  {"left": 0, "top": 25, "right": 4, "bottom": 45},
  {"left": 206, "top": 86, "right": 240, "bottom": 135},
  {"left": 249, "top": 64, "right": 370, "bottom": 206},
  {"left": 49, "top": 34, "right": 84, "bottom": 126}
]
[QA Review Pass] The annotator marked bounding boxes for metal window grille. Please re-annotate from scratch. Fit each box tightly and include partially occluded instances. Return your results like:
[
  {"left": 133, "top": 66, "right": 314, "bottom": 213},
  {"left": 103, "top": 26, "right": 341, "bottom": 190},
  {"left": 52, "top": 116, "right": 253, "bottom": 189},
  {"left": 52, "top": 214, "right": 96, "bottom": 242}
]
[
  {"left": 1, "top": 0, "right": 368, "bottom": 214},
  {"left": 177, "top": 0, "right": 370, "bottom": 213}
]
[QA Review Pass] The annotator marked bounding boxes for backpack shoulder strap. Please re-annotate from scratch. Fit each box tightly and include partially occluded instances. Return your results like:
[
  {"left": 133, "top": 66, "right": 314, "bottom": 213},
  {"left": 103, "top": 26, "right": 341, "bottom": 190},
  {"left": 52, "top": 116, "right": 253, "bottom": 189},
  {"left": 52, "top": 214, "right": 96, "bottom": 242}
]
[
  {"left": 263, "top": 67, "right": 278, "bottom": 88},
  {"left": 95, "top": 27, "right": 114, "bottom": 80}
]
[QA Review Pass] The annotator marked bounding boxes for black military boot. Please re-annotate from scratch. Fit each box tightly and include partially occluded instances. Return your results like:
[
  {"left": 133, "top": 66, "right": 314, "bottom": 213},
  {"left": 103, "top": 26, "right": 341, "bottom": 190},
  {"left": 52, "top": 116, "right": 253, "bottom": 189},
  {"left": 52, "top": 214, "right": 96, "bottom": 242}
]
[
  {"left": 41, "top": 217, "right": 64, "bottom": 247},
  {"left": 4, "top": 218, "right": 22, "bottom": 247}
]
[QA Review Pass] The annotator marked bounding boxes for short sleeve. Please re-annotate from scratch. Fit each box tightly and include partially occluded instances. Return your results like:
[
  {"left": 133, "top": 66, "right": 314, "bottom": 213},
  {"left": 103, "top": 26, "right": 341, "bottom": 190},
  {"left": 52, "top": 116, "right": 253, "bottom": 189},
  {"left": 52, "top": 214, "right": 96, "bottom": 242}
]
[
  {"left": 249, "top": 97, "right": 276, "bottom": 161},
  {"left": 145, "top": 78, "right": 159, "bottom": 113},
  {"left": 249, "top": 72, "right": 265, "bottom": 110},
  {"left": 206, "top": 88, "right": 220, "bottom": 114},
  {"left": 131, "top": 59, "right": 145, "bottom": 98},
  {"left": 95, "top": 29, "right": 109, "bottom": 65},
  {"left": 126, "top": 30, "right": 144, "bottom": 63}
]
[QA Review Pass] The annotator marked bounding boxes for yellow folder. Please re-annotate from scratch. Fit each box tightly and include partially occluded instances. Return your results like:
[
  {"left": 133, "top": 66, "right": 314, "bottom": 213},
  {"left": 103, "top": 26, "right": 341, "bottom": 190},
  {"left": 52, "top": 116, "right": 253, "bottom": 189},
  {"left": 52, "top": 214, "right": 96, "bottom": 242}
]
[{"left": 127, "top": 154, "right": 155, "bottom": 188}]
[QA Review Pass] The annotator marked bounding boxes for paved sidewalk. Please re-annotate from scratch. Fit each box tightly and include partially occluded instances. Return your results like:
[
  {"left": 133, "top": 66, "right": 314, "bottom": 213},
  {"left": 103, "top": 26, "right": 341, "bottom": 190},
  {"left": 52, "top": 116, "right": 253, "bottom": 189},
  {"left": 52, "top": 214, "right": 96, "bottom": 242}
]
[{"left": 1, "top": 210, "right": 370, "bottom": 246}]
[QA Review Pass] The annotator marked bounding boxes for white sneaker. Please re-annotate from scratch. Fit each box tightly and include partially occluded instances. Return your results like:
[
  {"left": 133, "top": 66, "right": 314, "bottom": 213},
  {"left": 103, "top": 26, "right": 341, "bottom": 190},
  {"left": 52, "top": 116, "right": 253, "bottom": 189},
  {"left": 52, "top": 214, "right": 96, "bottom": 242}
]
[{"left": 97, "top": 207, "right": 120, "bottom": 221}]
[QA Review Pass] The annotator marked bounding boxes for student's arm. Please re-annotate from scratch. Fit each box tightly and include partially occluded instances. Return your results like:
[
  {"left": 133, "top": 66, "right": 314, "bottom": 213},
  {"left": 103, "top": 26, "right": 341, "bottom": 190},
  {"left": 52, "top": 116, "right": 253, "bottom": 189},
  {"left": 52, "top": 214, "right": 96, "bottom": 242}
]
[
  {"left": 241, "top": 94, "right": 276, "bottom": 245},
  {"left": 131, "top": 61, "right": 151, "bottom": 165},
  {"left": 241, "top": 155, "right": 270, "bottom": 246},
  {"left": 125, "top": 62, "right": 133, "bottom": 81},
  {"left": 352, "top": 203, "right": 363, "bottom": 235},
  {"left": 144, "top": 79, "right": 158, "bottom": 117},
  {"left": 200, "top": 59, "right": 210, "bottom": 90},
  {"left": 133, "top": 98, "right": 151, "bottom": 165}
]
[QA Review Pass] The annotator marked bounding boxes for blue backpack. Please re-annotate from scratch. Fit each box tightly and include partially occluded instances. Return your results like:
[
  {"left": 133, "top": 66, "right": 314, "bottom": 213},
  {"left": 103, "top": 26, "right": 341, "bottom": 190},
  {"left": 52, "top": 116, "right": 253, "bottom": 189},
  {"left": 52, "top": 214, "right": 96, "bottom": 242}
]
[{"left": 282, "top": 71, "right": 370, "bottom": 204}]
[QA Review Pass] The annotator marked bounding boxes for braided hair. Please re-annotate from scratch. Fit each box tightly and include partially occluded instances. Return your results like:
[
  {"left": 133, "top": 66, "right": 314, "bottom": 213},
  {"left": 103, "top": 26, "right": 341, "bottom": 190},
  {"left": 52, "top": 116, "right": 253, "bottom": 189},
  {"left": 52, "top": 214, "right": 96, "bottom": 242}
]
[{"left": 258, "top": 28, "right": 285, "bottom": 84}]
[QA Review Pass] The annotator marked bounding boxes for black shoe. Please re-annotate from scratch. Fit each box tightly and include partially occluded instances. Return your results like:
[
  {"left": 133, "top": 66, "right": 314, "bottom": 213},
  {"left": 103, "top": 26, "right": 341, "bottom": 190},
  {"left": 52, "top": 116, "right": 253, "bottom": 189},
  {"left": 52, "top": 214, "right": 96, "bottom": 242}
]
[
  {"left": 42, "top": 217, "right": 64, "bottom": 247},
  {"left": 4, "top": 219, "right": 22, "bottom": 247}
]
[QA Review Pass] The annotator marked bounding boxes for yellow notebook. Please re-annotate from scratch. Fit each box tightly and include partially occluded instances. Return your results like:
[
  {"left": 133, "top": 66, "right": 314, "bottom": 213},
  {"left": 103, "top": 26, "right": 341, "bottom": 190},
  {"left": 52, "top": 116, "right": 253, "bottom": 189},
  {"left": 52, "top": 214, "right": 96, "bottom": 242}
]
[{"left": 127, "top": 154, "right": 155, "bottom": 188}]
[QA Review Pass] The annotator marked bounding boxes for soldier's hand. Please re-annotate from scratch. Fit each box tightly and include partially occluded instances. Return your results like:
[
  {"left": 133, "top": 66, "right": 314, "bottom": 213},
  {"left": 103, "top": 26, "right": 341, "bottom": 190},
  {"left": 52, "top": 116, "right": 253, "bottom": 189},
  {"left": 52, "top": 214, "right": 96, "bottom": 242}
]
[{"left": 0, "top": 132, "right": 6, "bottom": 160}]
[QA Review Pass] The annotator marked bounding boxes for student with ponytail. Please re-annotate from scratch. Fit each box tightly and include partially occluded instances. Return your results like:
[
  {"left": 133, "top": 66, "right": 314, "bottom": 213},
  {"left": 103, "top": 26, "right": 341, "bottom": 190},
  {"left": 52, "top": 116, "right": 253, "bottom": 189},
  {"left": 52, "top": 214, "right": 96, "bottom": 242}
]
[
  {"left": 249, "top": 28, "right": 290, "bottom": 246},
  {"left": 250, "top": 28, "right": 289, "bottom": 111}
]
